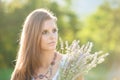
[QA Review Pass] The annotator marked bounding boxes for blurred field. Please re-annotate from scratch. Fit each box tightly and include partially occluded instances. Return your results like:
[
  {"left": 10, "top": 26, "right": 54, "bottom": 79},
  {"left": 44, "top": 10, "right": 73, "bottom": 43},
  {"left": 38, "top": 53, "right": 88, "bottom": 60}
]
[
  {"left": 85, "top": 66, "right": 109, "bottom": 80},
  {"left": 0, "top": 68, "right": 13, "bottom": 80}
]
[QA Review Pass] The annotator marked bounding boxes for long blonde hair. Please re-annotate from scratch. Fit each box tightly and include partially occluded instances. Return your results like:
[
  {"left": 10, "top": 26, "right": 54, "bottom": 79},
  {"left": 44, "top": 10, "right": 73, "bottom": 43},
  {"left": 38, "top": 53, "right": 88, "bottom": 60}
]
[{"left": 11, "top": 9, "right": 57, "bottom": 80}]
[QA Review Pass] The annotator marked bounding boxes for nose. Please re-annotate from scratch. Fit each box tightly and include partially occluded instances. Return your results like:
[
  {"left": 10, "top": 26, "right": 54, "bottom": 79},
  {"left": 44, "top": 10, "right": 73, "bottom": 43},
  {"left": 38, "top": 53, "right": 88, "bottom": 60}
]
[{"left": 49, "top": 33, "right": 56, "bottom": 39}]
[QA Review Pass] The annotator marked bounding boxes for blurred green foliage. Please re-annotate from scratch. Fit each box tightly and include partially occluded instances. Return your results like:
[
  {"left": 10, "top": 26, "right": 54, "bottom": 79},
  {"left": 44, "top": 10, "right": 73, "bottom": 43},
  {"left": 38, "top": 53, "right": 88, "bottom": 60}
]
[{"left": 0, "top": 0, "right": 120, "bottom": 80}]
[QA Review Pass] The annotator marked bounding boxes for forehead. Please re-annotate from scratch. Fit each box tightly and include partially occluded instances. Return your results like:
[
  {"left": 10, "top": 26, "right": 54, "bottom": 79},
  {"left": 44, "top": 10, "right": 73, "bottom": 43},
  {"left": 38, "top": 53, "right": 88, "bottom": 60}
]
[{"left": 42, "top": 19, "right": 57, "bottom": 30}]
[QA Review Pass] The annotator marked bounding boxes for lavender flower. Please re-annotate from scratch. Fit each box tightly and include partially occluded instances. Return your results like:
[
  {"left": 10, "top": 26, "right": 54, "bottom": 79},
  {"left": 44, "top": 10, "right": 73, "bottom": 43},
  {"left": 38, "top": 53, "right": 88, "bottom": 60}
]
[{"left": 57, "top": 40, "right": 109, "bottom": 80}]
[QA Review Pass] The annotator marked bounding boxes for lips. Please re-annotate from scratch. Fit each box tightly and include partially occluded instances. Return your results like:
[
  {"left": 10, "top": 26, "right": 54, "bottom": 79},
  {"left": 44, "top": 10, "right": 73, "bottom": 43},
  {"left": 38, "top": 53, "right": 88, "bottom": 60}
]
[{"left": 48, "top": 41, "right": 56, "bottom": 46}]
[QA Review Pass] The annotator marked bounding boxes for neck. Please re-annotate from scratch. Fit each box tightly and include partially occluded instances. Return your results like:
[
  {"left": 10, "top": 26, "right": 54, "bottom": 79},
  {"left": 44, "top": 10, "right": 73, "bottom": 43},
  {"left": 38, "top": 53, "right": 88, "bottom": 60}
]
[{"left": 39, "top": 50, "right": 56, "bottom": 68}]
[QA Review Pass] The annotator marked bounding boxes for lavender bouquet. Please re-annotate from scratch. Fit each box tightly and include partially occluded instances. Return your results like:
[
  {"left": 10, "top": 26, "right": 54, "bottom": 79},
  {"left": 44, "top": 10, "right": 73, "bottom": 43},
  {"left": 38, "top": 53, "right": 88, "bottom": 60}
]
[{"left": 57, "top": 40, "right": 109, "bottom": 80}]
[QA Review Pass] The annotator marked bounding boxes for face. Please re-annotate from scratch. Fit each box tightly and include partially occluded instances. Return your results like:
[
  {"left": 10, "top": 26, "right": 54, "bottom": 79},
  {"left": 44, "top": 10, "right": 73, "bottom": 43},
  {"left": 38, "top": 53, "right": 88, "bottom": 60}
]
[{"left": 40, "top": 19, "right": 58, "bottom": 51}]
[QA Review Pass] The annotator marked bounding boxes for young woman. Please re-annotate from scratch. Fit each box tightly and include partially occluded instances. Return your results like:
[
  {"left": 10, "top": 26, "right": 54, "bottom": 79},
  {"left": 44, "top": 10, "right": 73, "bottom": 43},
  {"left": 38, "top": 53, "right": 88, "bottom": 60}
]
[{"left": 10, "top": 9, "right": 83, "bottom": 80}]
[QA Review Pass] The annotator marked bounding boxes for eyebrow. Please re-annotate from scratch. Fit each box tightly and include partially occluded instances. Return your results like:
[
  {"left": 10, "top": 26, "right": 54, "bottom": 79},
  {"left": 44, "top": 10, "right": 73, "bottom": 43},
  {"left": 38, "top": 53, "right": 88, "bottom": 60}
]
[{"left": 42, "top": 27, "right": 58, "bottom": 31}]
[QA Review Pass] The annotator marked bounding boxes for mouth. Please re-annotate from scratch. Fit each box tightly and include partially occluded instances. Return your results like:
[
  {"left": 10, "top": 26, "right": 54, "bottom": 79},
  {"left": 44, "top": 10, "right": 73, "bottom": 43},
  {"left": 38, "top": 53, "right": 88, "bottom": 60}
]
[{"left": 48, "top": 41, "right": 56, "bottom": 46}]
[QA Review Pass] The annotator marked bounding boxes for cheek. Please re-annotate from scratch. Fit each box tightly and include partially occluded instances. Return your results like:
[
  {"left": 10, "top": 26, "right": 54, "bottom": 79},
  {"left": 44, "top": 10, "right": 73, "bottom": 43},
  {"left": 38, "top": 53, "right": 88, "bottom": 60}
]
[
  {"left": 55, "top": 33, "right": 58, "bottom": 39},
  {"left": 56, "top": 35, "right": 58, "bottom": 41},
  {"left": 40, "top": 37, "right": 48, "bottom": 49},
  {"left": 41, "top": 36, "right": 48, "bottom": 44}
]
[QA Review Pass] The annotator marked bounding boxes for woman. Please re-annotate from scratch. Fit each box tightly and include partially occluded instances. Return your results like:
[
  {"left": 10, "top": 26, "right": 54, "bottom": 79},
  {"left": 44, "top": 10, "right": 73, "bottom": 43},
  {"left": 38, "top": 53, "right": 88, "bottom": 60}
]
[{"left": 11, "top": 9, "right": 83, "bottom": 80}]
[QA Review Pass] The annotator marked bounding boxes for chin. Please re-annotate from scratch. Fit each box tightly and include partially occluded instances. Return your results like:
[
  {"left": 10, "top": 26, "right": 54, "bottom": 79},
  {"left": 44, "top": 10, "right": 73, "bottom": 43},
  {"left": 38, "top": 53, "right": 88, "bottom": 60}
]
[
  {"left": 49, "top": 48, "right": 56, "bottom": 50},
  {"left": 48, "top": 46, "right": 56, "bottom": 50}
]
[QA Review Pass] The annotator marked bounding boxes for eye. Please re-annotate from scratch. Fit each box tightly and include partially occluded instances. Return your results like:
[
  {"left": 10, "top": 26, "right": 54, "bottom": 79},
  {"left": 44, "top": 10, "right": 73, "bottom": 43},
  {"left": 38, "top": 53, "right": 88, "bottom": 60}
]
[
  {"left": 42, "top": 30, "right": 48, "bottom": 35},
  {"left": 52, "top": 28, "right": 58, "bottom": 33}
]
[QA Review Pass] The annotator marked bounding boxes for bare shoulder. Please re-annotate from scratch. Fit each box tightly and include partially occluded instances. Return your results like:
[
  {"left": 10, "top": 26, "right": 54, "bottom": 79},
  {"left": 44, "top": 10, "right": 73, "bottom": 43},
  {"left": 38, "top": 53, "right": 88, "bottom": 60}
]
[
  {"left": 56, "top": 52, "right": 63, "bottom": 61},
  {"left": 57, "top": 52, "right": 66, "bottom": 60}
]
